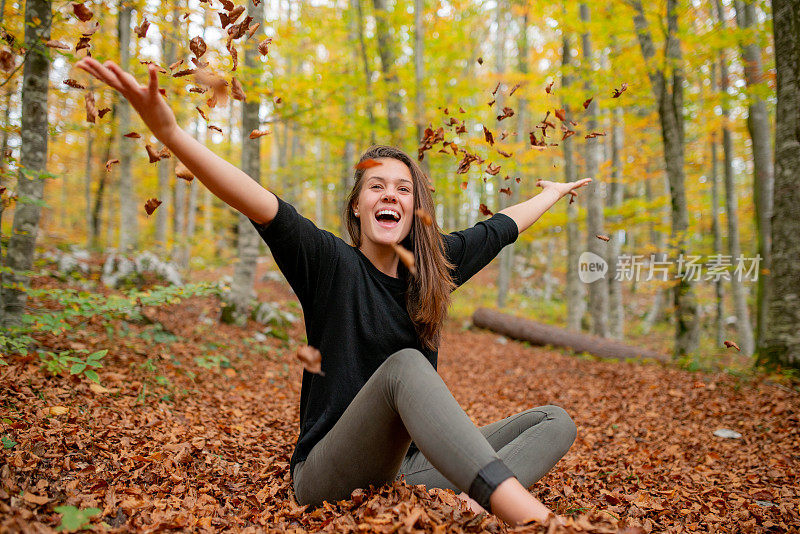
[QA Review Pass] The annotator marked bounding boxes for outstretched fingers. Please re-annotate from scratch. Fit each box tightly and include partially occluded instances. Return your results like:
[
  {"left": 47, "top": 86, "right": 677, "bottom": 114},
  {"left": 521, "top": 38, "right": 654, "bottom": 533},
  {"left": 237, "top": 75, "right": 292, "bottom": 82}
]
[
  {"left": 147, "top": 64, "right": 160, "bottom": 97},
  {"left": 76, "top": 58, "right": 125, "bottom": 93},
  {"left": 103, "top": 61, "right": 144, "bottom": 95}
]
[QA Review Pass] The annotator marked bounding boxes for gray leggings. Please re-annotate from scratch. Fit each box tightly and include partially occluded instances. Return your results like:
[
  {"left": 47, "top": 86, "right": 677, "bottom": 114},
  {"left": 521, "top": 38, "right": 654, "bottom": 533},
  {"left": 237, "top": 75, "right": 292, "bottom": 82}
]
[{"left": 292, "top": 348, "right": 576, "bottom": 512}]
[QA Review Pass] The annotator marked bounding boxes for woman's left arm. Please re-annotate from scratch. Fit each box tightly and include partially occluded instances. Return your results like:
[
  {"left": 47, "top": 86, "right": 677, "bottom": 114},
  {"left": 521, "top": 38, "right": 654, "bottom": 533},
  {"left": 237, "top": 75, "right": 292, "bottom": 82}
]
[{"left": 498, "top": 178, "right": 592, "bottom": 234}]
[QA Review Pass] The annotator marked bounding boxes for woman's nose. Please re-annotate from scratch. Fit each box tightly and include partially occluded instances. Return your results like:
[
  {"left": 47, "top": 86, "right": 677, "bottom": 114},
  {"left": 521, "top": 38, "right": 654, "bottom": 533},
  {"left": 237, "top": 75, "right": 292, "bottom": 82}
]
[{"left": 382, "top": 191, "right": 397, "bottom": 202}]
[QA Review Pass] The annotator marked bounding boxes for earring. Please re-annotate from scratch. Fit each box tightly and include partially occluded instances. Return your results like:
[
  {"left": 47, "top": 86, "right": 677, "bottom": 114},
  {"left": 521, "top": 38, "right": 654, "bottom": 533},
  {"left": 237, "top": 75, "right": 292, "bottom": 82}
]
[{"left": 354, "top": 210, "right": 359, "bottom": 217}]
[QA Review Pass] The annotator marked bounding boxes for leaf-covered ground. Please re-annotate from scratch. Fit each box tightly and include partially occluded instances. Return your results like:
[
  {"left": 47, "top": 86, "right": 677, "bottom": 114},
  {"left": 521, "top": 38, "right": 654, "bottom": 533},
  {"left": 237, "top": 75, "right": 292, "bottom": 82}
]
[{"left": 1, "top": 266, "right": 798, "bottom": 533}]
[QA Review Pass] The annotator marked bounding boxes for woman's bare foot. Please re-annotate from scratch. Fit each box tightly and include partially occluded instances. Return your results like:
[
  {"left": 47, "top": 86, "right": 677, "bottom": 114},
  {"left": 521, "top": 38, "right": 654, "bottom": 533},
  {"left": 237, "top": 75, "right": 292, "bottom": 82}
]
[{"left": 488, "top": 477, "right": 555, "bottom": 526}]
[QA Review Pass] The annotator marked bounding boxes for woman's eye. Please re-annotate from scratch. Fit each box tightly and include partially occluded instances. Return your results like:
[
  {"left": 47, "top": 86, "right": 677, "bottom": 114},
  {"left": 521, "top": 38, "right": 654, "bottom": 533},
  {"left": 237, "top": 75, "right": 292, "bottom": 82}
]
[{"left": 371, "top": 184, "right": 381, "bottom": 189}]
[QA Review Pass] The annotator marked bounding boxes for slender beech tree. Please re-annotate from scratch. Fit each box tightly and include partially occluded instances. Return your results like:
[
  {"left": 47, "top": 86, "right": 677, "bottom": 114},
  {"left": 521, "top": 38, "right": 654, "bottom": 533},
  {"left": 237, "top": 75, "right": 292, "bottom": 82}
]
[
  {"left": 1, "top": 0, "right": 51, "bottom": 326},
  {"left": 713, "top": 0, "right": 755, "bottom": 356},
  {"left": 225, "top": 0, "right": 265, "bottom": 324},
  {"left": 734, "top": 0, "right": 774, "bottom": 351},
  {"left": 608, "top": 105, "right": 624, "bottom": 339},
  {"left": 581, "top": 3, "right": 609, "bottom": 337},
  {"left": 495, "top": 1, "right": 512, "bottom": 308},
  {"left": 762, "top": 0, "right": 800, "bottom": 368},
  {"left": 632, "top": 0, "right": 700, "bottom": 356},
  {"left": 116, "top": 0, "right": 137, "bottom": 251},
  {"left": 372, "top": 0, "right": 402, "bottom": 144},
  {"left": 353, "top": 0, "right": 376, "bottom": 145},
  {"left": 561, "top": 36, "right": 585, "bottom": 331},
  {"left": 156, "top": 4, "right": 178, "bottom": 249}
]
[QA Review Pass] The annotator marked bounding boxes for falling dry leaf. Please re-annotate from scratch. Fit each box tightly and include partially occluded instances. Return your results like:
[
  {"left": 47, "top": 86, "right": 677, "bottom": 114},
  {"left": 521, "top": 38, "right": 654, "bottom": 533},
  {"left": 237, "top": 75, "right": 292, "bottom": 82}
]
[
  {"left": 44, "top": 40, "right": 70, "bottom": 50},
  {"left": 72, "top": 2, "right": 93, "bottom": 22},
  {"left": 134, "top": 17, "right": 150, "bottom": 38},
  {"left": 479, "top": 203, "right": 493, "bottom": 217},
  {"left": 258, "top": 37, "right": 272, "bottom": 56},
  {"left": 491, "top": 82, "right": 501, "bottom": 96},
  {"left": 190, "top": 36, "right": 207, "bottom": 58},
  {"left": 496, "top": 107, "right": 514, "bottom": 121},
  {"left": 194, "top": 68, "right": 229, "bottom": 108},
  {"left": 724, "top": 340, "right": 741, "bottom": 351},
  {"left": 415, "top": 208, "right": 432, "bottom": 226},
  {"left": 169, "top": 59, "right": 184, "bottom": 71},
  {"left": 485, "top": 162, "right": 501, "bottom": 176},
  {"left": 98, "top": 107, "right": 110, "bottom": 118},
  {"left": 296, "top": 345, "right": 324, "bottom": 375},
  {"left": 195, "top": 106, "right": 208, "bottom": 121},
  {"left": 249, "top": 129, "right": 270, "bottom": 139},
  {"left": 63, "top": 78, "right": 86, "bottom": 89},
  {"left": 483, "top": 126, "right": 494, "bottom": 146},
  {"left": 231, "top": 77, "right": 246, "bottom": 101},
  {"left": 247, "top": 22, "right": 261, "bottom": 40},
  {"left": 509, "top": 82, "right": 523, "bottom": 96},
  {"left": 175, "top": 162, "right": 194, "bottom": 181},
  {"left": 583, "top": 97, "right": 593, "bottom": 109},
  {"left": 208, "top": 125, "right": 222, "bottom": 133},
  {"left": 497, "top": 149, "right": 512, "bottom": 158},
  {"left": 545, "top": 81, "right": 554, "bottom": 93},
  {"left": 144, "top": 198, "right": 162, "bottom": 215},
  {"left": 145, "top": 144, "right": 161, "bottom": 163},
  {"left": 355, "top": 159, "right": 382, "bottom": 170},
  {"left": 499, "top": 187, "right": 512, "bottom": 196},
  {"left": 585, "top": 131, "right": 607, "bottom": 139},
  {"left": 612, "top": 83, "right": 628, "bottom": 98},
  {"left": 0, "top": 50, "right": 13, "bottom": 72},
  {"left": 124, "top": 132, "right": 141, "bottom": 139},
  {"left": 555, "top": 109, "right": 566, "bottom": 122},
  {"left": 477, "top": 56, "right": 483, "bottom": 65},
  {"left": 391, "top": 243, "right": 416, "bottom": 276},
  {"left": 596, "top": 234, "right": 611, "bottom": 242},
  {"left": 105, "top": 159, "right": 120, "bottom": 172}
]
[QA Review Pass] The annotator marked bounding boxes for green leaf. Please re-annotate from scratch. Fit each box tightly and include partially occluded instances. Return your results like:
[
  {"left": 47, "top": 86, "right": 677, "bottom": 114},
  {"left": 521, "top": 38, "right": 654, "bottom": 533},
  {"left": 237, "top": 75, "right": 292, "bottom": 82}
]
[
  {"left": 2, "top": 435, "right": 16, "bottom": 449},
  {"left": 54, "top": 505, "right": 100, "bottom": 532},
  {"left": 70, "top": 363, "right": 86, "bottom": 375},
  {"left": 84, "top": 370, "right": 100, "bottom": 384}
]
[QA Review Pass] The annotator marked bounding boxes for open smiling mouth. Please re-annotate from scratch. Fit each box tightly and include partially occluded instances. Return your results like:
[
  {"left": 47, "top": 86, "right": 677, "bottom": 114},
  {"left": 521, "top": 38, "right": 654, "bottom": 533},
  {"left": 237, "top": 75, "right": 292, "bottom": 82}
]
[{"left": 375, "top": 209, "right": 401, "bottom": 228}]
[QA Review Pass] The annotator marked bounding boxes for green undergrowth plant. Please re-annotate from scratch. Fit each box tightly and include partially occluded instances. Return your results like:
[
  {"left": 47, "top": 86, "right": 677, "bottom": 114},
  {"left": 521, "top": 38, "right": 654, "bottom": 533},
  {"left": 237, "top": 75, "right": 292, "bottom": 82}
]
[{"left": 38, "top": 349, "right": 107, "bottom": 383}]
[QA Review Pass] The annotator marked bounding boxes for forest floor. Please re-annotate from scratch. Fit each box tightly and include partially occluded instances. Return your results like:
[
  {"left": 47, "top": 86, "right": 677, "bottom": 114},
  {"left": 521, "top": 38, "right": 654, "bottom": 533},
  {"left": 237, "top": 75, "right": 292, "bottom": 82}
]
[{"left": 1, "top": 260, "right": 798, "bottom": 533}]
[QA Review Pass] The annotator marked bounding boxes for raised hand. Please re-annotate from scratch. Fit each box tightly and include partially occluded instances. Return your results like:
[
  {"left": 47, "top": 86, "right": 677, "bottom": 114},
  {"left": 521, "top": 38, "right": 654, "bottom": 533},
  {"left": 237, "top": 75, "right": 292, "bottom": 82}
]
[
  {"left": 536, "top": 177, "right": 593, "bottom": 202},
  {"left": 74, "top": 58, "right": 179, "bottom": 142}
]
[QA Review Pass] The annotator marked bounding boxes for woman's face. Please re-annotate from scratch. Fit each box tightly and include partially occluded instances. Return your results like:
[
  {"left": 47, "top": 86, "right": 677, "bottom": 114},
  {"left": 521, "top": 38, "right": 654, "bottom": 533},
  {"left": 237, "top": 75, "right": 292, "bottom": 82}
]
[{"left": 353, "top": 157, "right": 415, "bottom": 250}]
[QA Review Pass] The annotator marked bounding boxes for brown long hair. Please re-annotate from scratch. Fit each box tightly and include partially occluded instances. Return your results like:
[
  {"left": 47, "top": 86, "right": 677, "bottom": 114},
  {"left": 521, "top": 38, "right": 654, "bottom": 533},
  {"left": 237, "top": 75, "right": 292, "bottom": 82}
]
[{"left": 344, "top": 145, "right": 455, "bottom": 350}]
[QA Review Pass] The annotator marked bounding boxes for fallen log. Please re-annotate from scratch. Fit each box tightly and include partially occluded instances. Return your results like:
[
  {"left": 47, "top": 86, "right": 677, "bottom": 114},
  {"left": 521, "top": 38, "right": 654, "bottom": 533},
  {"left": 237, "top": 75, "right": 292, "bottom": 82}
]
[{"left": 472, "top": 307, "right": 668, "bottom": 362}]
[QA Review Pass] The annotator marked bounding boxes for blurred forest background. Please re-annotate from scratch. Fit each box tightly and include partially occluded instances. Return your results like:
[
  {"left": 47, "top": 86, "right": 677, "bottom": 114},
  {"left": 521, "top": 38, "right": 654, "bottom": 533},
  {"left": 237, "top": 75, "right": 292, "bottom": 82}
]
[{"left": 1, "top": 0, "right": 798, "bottom": 369}]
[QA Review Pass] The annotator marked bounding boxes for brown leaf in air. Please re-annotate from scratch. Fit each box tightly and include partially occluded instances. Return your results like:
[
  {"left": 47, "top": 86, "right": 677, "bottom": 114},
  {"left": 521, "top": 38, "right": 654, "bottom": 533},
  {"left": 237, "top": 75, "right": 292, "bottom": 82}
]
[
  {"left": 195, "top": 106, "right": 208, "bottom": 121},
  {"left": 134, "top": 17, "right": 150, "bottom": 38},
  {"left": 355, "top": 159, "right": 382, "bottom": 170},
  {"left": 124, "top": 132, "right": 141, "bottom": 138},
  {"left": 391, "top": 243, "right": 417, "bottom": 276},
  {"left": 479, "top": 203, "right": 493, "bottom": 217},
  {"left": 545, "top": 80, "right": 554, "bottom": 93},
  {"left": 497, "top": 149, "right": 512, "bottom": 158},
  {"left": 483, "top": 126, "right": 494, "bottom": 146},
  {"left": 585, "top": 131, "right": 607, "bottom": 139},
  {"left": 249, "top": 129, "right": 270, "bottom": 139},
  {"left": 194, "top": 68, "right": 229, "bottom": 108},
  {"left": 190, "top": 37, "right": 207, "bottom": 58},
  {"left": 555, "top": 108, "right": 566, "bottom": 122},
  {"left": 496, "top": 107, "right": 514, "bottom": 121},
  {"left": 492, "top": 82, "right": 501, "bottom": 96},
  {"left": 63, "top": 78, "right": 86, "bottom": 89},
  {"left": 208, "top": 125, "right": 222, "bottom": 133},
  {"left": 82, "top": 21, "right": 100, "bottom": 36},
  {"left": 583, "top": 97, "right": 593, "bottom": 109},
  {"left": 460, "top": 181, "right": 468, "bottom": 190},
  {"left": 509, "top": 82, "right": 523, "bottom": 96},
  {"left": 98, "top": 107, "right": 111, "bottom": 118},
  {"left": 44, "top": 40, "right": 70, "bottom": 50},
  {"left": 231, "top": 77, "right": 246, "bottom": 101},
  {"left": 258, "top": 37, "right": 272, "bottom": 56},
  {"left": 487, "top": 99, "right": 495, "bottom": 107},
  {"left": 105, "top": 159, "right": 120, "bottom": 172},
  {"left": 499, "top": 187, "right": 512, "bottom": 196},
  {"left": 415, "top": 208, "right": 432, "bottom": 226},
  {"left": 477, "top": 56, "right": 483, "bottom": 65},
  {"left": 72, "top": 3, "right": 93, "bottom": 22},
  {"left": 485, "top": 162, "right": 501, "bottom": 176},
  {"left": 84, "top": 91, "right": 97, "bottom": 124},
  {"left": 175, "top": 162, "right": 194, "bottom": 181},
  {"left": 144, "top": 198, "right": 162, "bottom": 215},
  {"left": 612, "top": 83, "right": 628, "bottom": 98},
  {"left": 75, "top": 36, "right": 91, "bottom": 52},
  {"left": 145, "top": 144, "right": 161, "bottom": 163},
  {"left": 169, "top": 59, "right": 184, "bottom": 71},
  {"left": 228, "top": 6, "right": 245, "bottom": 23},
  {"left": 140, "top": 60, "right": 167, "bottom": 73},
  {"left": 596, "top": 234, "right": 610, "bottom": 242},
  {"left": 220, "top": 0, "right": 234, "bottom": 10},
  {"left": 247, "top": 23, "right": 261, "bottom": 40},
  {"left": 296, "top": 345, "right": 324, "bottom": 375},
  {"left": 173, "top": 69, "right": 197, "bottom": 78},
  {"left": 724, "top": 340, "right": 741, "bottom": 351}
]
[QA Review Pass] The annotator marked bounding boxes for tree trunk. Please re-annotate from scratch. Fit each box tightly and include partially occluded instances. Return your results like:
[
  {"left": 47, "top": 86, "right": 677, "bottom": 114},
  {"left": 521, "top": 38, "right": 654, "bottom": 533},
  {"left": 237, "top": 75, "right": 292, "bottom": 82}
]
[
  {"left": 156, "top": 4, "right": 177, "bottom": 249},
  {"left": 561, "top": 36, "right": 585, "bottom": 332},
  {"left": 608, "top": 106, "right": 624, "bottom": 339},
  {"left": 495, "top": 2, "right": 511, "bottom": 308},
  {"left": 473, "top": 308, "right": 666, "bottom": 362},
  {"left": 710, "top": 128, "right": 726, "bottom": 346},
  {"left": 372, "top": 0, "right": 402, "bottom": 143},
  {"left": 734, "top": 0, "right": 774, "bottom": 352},
  {"left": 116, "top": 0, "right": 137, "bottom": 252},
  {"left": 1, "top": 0, "right": 51, "bottom": 327},
  {"left": 84, "top": 124, "right": 93, "bottom": 249},
  {"left": 762, "top": 0, "right": 800, "bottom": 367},
  {"left": 353, "top": 0, "right": 377, "bottom": 145},
  {"left": 632, "top": 0, "right": 700, "bottom": 357},
  {"left": 225, "top": 0, "right": 264, "bottom": 324},
  {"left": 0, "top": 85, "right": 13, "bottom": 245},
  {"left": 714, "top": 0, "right": 755, "bottom": 356},
  {"left": 581, "top": 3, "right": 609, "bottom": 337},
  {"left": 91, "top": 132, "right": 113, "bottom": 248},
  {"left": 413, "top": 0, "right": 428, "bottom": 176}
]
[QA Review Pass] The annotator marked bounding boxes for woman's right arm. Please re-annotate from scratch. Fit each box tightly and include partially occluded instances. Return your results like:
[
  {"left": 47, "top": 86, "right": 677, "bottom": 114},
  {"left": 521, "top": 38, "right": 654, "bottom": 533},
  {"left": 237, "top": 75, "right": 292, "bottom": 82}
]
[{"left": 75, "top": 58, "right": 278, "bottom": 225}]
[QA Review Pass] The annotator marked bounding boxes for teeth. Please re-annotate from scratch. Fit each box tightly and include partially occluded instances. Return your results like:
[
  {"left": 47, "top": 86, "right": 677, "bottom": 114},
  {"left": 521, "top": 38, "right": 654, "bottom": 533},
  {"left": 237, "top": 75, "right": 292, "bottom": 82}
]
[{"left": 376, "top": 209, "right": 400, "bottom": 221}]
